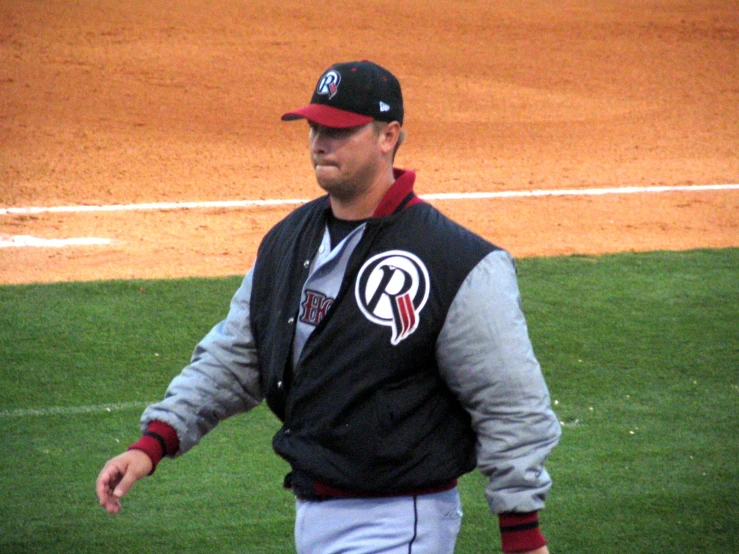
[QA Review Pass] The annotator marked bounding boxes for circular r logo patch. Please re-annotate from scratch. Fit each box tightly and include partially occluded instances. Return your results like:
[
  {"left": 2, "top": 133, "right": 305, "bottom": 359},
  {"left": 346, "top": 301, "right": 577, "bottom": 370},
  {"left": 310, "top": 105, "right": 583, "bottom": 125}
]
[{"left": 355, "top": 250, "right": 430, "bottom": 345}]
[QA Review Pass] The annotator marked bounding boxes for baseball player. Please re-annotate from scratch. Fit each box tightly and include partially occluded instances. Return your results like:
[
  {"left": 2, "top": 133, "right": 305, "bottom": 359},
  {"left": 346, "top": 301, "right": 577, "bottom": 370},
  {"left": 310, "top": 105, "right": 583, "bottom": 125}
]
[{"left": 96, "top": 60, "right": 561, "bottom": 554}]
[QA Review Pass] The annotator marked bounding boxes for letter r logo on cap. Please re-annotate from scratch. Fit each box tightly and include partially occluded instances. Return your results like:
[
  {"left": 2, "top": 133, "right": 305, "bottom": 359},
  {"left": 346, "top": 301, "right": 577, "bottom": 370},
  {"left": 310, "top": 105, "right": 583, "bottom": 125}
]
[{"left": 316, "top": 70, "right": 341, "bottom": 99}]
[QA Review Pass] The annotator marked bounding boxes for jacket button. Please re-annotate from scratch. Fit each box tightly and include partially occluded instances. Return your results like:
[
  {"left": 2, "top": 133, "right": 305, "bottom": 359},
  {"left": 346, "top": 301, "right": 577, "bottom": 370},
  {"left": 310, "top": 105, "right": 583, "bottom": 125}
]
[
  {"left": 284, "top": 428, "right": 291, "bottom": 436},
  {"left": 303, "top": 259, "right": 310, "bottom": 268},
  {"left": 277, "top": 380, "right": 283, "bottom": 388},
  {"left": 287, "top": 317, "right": 295, "bottom": 324}
]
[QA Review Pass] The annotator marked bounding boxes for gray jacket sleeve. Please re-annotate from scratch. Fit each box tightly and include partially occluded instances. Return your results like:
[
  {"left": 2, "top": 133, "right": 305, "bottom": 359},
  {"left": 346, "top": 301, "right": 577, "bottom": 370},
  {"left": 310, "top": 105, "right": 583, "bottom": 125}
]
[
  {"left": 436, "top": 249, "right": 561, "bottom": 514},
  {"left": 140, "top": 269, "right": 263, "bottom": 455}
]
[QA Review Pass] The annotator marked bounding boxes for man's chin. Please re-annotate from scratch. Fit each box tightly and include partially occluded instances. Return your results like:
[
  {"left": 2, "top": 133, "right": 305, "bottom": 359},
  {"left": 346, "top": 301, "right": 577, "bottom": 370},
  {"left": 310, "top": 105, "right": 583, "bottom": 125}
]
[{"left": 314, "top": 167, "right": 340, "bottom": 190}]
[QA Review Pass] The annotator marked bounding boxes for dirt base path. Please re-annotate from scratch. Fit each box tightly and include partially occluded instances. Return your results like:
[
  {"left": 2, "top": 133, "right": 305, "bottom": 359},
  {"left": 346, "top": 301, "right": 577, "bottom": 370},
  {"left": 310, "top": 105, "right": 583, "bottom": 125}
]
[{"left": 2, "top": 0, "right": 737, "bottom": 284}]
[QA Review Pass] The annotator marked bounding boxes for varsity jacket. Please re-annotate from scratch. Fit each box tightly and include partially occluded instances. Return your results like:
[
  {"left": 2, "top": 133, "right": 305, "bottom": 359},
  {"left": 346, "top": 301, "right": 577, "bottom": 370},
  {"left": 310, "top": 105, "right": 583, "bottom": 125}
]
[{"left": 132, "top": 169, "right": 560, "bottom": 552}]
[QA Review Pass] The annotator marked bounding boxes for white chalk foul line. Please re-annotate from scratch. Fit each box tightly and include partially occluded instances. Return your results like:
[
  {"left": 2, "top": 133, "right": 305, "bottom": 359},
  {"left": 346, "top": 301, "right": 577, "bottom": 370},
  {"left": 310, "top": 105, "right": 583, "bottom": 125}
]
[
  {"left": 0, "top": 198, "right": 309, "bottom": 216},
  {"left": 0, "top": 401, "right": 153, "bottom": 418},
  {"left": 0, "top": 235, "right": 113, "bottom": 248},
  {"left": 1, "top": 184, "right": 737, "bottom": 216},
  {"left": 422, "top": 183, "right": 739, "bottom": 201}
]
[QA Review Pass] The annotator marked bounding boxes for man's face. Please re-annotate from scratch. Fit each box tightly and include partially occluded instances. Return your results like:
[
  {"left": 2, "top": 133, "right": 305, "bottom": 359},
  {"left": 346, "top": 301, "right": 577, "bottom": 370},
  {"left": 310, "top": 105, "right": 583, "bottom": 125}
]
[{"left": 308, "top": 122, "right": 385, "bottom": 200}]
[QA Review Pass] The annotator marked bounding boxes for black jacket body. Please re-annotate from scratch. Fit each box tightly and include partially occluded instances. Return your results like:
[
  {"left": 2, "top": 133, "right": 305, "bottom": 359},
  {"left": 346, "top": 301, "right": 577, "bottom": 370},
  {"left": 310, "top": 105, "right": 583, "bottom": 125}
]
[{"left": 250, "top": 181, "right": 496, "bottom": 498}]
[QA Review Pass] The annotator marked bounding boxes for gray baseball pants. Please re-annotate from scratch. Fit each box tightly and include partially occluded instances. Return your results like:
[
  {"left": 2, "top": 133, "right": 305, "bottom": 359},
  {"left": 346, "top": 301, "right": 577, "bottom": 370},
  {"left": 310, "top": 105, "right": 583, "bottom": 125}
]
[{"left": 294, "top": 488, "right": 463, "bottom": 553}]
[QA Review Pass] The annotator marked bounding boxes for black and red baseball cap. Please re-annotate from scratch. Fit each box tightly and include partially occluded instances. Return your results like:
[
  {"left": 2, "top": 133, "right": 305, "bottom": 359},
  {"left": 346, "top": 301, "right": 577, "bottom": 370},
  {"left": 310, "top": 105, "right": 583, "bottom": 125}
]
[{"left": 281, "top": 61, "right": 403, "bottom": 128}]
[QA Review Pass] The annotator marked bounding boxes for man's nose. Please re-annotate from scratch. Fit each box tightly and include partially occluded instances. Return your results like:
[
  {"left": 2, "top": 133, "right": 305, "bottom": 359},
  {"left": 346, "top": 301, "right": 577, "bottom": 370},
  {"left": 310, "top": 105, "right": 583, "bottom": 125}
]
[{"left": 310, "top": 132, "right": 328, "bottom": 154}]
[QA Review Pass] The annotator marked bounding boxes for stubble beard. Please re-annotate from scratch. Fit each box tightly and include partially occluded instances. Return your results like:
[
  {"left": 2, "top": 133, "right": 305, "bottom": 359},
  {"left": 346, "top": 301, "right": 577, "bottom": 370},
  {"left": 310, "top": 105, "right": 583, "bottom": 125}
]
[{"left": 317, "top": 177, "right": 363, "bottom": 204}]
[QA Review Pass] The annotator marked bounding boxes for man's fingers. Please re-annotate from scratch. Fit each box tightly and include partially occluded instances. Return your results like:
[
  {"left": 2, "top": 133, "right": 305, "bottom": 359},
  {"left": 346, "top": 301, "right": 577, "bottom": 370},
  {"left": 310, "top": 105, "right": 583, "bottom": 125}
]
[
  {"left": 96, "top": 463, "right": 122, "bottom": 502},
  {"left": 95, "top": 450, "right": 154, "bottom": 514},
  {"left": 96, "top": 463, "right": 125, "bottom": 513},
  {"left": 112, "top": 469, "right": 139, "bottom": 499},
  {"left": 101, "top": 496, "right": 122, "bottom": 514}
]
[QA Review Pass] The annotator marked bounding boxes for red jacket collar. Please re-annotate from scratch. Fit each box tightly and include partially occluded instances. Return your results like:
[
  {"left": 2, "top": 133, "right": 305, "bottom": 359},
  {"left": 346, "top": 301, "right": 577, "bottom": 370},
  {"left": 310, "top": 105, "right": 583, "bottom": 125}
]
[{"left": 372, "top": 168, "right": 425, "bottom": 218}]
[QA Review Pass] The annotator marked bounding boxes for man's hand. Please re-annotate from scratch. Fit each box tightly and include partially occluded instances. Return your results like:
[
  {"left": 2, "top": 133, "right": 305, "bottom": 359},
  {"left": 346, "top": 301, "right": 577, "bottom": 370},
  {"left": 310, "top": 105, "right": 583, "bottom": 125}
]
[{"left": 95, "top": 449, "right": 153, "bottom": 514}]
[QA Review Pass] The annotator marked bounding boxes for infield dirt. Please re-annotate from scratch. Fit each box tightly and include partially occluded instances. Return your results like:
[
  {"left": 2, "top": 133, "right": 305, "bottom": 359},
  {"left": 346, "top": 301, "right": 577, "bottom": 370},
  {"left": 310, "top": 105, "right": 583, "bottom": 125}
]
[{"left": 2, "top": 0, "right": 737, "bottom": 284}]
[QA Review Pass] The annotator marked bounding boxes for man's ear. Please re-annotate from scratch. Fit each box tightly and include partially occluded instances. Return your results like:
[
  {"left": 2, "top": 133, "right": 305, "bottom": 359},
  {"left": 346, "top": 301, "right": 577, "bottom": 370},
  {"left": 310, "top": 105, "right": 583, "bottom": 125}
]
[{"left": 379, "top": 121, "right": 402, "bottom": 154}]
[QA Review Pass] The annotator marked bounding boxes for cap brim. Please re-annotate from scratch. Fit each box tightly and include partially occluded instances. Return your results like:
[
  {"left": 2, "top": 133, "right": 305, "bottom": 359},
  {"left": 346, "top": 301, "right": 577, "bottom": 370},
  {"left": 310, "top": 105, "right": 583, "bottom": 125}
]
[{"left": 281, "top": 104, "right": 374, "bottom": 128}]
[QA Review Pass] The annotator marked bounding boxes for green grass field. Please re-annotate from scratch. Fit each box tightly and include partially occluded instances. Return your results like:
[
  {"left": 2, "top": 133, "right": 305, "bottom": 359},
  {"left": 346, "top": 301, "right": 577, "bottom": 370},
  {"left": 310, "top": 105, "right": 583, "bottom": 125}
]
[{"left": 1, "top": 249, "right": 737, "bottom": 553}]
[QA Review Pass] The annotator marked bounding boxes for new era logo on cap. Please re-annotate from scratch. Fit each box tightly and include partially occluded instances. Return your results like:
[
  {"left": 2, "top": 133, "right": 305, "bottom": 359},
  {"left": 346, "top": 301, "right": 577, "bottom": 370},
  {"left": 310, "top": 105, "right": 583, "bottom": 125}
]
[{"left": 282, "top": 61, "right": 404, "bottom": 129}]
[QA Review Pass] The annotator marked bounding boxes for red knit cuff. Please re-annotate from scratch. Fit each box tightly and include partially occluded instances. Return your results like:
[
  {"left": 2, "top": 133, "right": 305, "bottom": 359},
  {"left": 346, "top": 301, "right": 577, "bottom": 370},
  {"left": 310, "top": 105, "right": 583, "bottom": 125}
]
[
  {"left": 499, "top": 511, "right": 546, "bottom": 553},
  {"left": 127, "top": 421, "right": 179, "bottom": 475}
]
